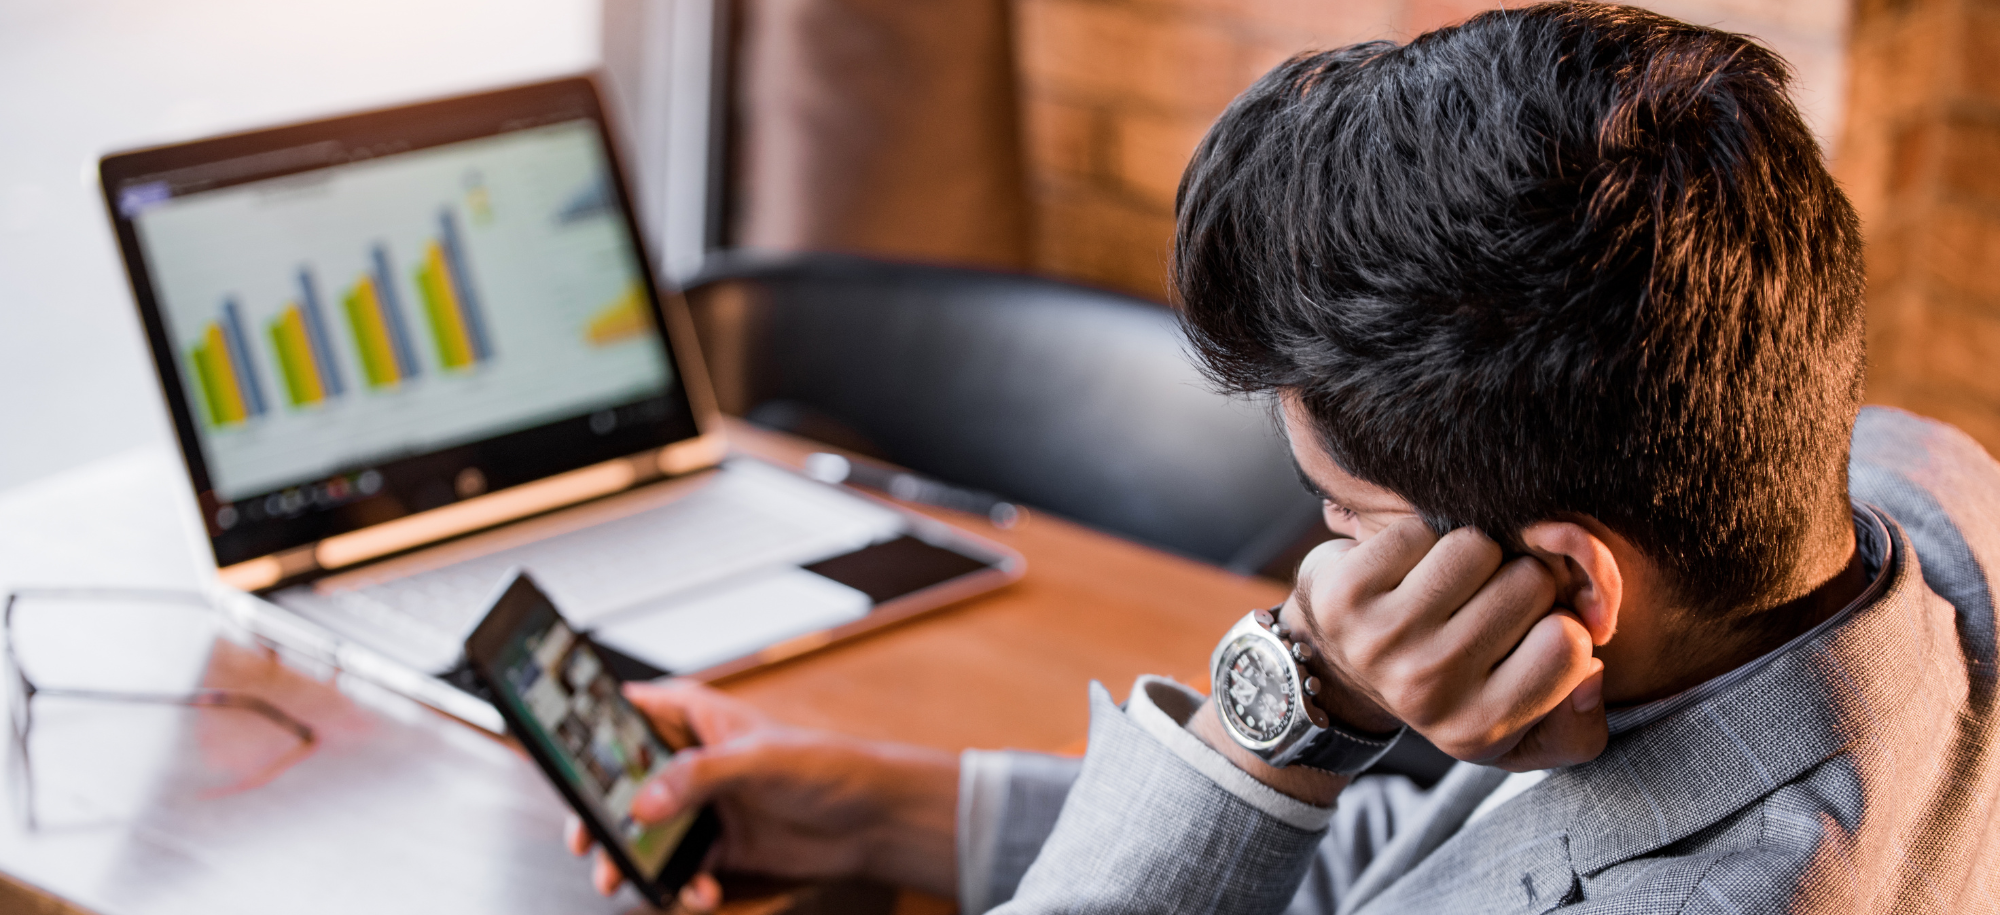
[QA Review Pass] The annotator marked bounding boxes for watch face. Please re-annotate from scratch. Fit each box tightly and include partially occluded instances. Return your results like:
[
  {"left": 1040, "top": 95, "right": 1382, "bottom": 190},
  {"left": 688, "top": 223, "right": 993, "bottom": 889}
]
[{"left": 1219, "top": 634, "right": 1296, "bottom": 744}]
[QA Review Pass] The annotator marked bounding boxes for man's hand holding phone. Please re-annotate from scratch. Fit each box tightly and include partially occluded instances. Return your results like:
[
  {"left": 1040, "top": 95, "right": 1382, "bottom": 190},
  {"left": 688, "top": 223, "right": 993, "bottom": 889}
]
[
  {"left": 1287, "top": 519, "right": 1608, "bottom": 772},
  {"left": 565, "top": 680, "right": 960, "bottom": 911}
]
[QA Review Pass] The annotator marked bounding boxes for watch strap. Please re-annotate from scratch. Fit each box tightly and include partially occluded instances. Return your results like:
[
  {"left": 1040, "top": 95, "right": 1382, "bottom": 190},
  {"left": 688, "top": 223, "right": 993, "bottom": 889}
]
[{"left": 1283, "top": 716, "right": 1404, "bottom": 775}]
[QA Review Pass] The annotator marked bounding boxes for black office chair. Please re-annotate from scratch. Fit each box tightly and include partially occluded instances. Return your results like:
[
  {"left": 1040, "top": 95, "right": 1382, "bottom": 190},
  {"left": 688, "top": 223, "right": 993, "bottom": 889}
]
[
  {"left": 685, "top": 252, "right": 1456, "bottom": 787},
  {"left": 688, "top": 252, "right": 1324, "bottom": 574}
]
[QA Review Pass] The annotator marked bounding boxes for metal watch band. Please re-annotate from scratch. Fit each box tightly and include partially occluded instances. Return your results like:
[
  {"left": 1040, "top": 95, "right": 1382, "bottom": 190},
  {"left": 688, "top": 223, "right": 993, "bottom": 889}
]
[{"left": 1210, "top": 606, "right": 1405, "bottom": 776}]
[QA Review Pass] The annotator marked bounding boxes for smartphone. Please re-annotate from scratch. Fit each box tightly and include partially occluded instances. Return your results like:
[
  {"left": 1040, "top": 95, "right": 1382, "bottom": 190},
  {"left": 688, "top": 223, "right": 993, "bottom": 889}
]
[{"left": 464, "top": 571, "right": 721, "bottom": 907}]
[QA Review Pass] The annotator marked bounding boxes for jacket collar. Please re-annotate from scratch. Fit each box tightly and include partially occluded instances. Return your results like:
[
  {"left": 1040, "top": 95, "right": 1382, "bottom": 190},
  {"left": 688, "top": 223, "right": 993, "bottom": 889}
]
[{"left": 1548, "top": 505, "right": 1945, "bottom": 874}]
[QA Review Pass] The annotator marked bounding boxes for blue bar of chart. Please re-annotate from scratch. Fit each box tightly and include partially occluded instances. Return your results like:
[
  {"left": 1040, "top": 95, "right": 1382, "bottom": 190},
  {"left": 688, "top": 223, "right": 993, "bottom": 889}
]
[
  {"left": 296, "top": 267, "right": 345, "bottom": 397},
  {"left": 369, "top": 244, "right": 422, "bottom": 380},
  {"left": 438, "top": 209, "right": 494, "bottom": 361},
  {"left": 220, "top": 299, "right": 269, "bottom": 418}
]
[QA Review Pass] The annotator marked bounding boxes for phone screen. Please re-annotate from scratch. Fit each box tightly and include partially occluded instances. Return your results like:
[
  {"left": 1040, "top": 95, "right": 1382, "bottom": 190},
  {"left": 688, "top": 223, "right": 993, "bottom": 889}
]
[{"left": 486, "top": 595, "right": 695, "bottom": 878}]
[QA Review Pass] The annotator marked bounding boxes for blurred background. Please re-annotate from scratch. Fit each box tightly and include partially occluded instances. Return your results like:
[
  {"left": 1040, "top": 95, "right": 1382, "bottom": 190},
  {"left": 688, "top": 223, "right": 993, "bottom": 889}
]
[{"left": 0, "top": 0, "right": 1978, "bottom": 494}]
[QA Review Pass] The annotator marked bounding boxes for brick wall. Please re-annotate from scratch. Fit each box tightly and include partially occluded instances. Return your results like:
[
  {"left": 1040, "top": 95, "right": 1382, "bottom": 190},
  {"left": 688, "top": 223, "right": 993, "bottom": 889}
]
[
  {"left": 1013, "top": 0, "right": 1852, "bottom": 301},
  {"left": 1836, "top": 0, "right": 2000, "bottom": 452}
]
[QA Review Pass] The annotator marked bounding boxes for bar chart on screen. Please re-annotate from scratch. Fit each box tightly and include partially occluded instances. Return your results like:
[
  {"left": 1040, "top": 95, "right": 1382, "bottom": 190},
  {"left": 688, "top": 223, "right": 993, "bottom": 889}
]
[
  {"left": 343, "top": 245, "right": 425, "bottom": 389},
  {"left": 135, "top": 120, "right": 675, "bottom": 500},
  {"left": 188, "top": 300, "right": 270, "bottom": 429},
  {"left": 266, "top": 269, "right": 346, "bottom": 409},
  {"left": 414, "top": 209, "right": 495, "bottom": 370}
]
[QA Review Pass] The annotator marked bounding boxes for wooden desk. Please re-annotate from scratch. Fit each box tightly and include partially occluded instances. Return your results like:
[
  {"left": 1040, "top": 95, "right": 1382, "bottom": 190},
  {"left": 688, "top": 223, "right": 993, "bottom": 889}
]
[
  {"left": 718, "top": 421, "right": 1286, "bottom": 752},
  {"left": 0, "top": 424, "right": 1286, "bottom": 914}
]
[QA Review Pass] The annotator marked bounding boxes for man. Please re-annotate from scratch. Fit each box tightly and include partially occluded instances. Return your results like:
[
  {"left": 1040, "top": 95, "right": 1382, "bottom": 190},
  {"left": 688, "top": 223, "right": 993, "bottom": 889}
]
[{"left": 574, "top": 3, "right": 2000, "bottom": 911}]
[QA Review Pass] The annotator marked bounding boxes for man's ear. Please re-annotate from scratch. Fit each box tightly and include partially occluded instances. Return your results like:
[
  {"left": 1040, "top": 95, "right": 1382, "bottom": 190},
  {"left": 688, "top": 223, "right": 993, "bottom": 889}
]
[{"left": 1518, "top": 520, "right": 1622, "bottom": 646}]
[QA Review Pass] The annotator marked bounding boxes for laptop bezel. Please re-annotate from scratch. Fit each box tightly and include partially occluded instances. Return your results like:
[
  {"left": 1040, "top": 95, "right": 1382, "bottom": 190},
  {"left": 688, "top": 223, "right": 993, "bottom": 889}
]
[{"left": 99, "top": 75, "right": 724, "bottom": 590}]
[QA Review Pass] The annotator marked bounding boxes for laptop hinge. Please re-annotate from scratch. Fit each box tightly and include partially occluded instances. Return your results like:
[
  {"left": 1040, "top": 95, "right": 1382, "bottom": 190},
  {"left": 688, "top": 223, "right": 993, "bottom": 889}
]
[{"left": 218, "top": 432, "right": 727, "bottom": 592}]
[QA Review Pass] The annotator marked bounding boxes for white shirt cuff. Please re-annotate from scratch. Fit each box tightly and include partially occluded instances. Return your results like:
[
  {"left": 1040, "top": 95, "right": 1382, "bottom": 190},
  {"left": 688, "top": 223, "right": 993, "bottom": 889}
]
[
  {"left": 1123, "top": 674, "right": 1337, "bottom": 832},
  {"left": 957, "top": 748, "right": 1012, "bottom": 914}
]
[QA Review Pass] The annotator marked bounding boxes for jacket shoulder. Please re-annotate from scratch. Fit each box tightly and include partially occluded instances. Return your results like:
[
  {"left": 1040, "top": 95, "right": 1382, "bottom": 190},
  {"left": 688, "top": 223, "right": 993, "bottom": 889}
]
[
  {"left": 1851, "top": 405, "right": 2000, "bottom": 490},
  {"left": 1578, "top": 758, "right": 1865, "bottom": 914},
  {"left": 1849, "top": 406, "right": 2000, "bottom": 622}
]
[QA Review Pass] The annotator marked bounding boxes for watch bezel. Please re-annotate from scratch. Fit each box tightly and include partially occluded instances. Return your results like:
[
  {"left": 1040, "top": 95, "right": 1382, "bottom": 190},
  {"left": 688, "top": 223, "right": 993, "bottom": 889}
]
[
  {"left": 1209, "top": 614, "right": 1314, "bottom": 757},
  {"left": 1214, "top": 631, "right": 1300, "bottom": 752}
]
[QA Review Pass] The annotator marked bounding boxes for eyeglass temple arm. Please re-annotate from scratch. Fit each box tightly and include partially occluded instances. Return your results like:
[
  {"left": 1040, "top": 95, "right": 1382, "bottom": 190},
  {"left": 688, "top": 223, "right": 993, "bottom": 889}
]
[{"left": 25, "top": 686, "right": 315, "bottom": 744}]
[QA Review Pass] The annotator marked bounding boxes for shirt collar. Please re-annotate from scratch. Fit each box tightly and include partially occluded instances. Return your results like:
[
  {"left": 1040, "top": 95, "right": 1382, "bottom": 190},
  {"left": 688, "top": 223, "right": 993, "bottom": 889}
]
[{"left": 1602, "top": 505, "right": 1894, "bottom": 736}]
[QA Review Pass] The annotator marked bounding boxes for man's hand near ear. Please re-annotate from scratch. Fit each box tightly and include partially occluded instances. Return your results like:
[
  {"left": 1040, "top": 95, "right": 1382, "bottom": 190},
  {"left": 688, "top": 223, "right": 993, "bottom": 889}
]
[{"left": 1294, "top": 518, "right": 1612, "bottom": 771}]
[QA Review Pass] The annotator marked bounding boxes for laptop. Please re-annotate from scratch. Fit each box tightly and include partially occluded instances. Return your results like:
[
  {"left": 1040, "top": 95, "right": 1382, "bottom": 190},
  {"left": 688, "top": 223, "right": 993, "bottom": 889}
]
[{"left": 98, "top": 76, "right": 1023, "bottom": 731}]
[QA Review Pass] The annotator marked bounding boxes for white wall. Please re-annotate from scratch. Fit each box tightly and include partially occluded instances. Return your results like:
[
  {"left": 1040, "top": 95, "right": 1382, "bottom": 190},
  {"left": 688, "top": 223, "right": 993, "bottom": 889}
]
[{"left": 0, "top": 0, "right": 600, "bottom": 491}]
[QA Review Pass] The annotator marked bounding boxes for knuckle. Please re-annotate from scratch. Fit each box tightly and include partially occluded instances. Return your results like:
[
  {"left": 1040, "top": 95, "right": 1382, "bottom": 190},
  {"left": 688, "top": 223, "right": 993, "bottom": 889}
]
[
  {"left": 1437, "top": 720, "right": 1509, "bottom": 761},
  {"left": 1346, "top": 628, "right": 1394, "bottom": 665},
  {"left": 1431, "top": 727, "right": 1481, "bottom": 760},
  {"left": 1314, "top": 570, "right": 1365, "bottom": 617},
  {"left": 1378, "top": 655, "right": 1427, "bottom": 697},
  {"left": 1559, "top": 620, "right": 1594, "bottom": 658},
  {"left": 1401, "top": 696, "right": 1450, "bottom": 731},
  {"left": 1298, "top": 539, "right": 1352, "bottom": 577},
  {"left": 1390, "top": 516, "right": 1437, "bottom": 541},
  {"left": 1516, "top": 555, "right": 1558, "bottom": 591},
  {"left": 671, "top": 749, "right": 726, "bottom": 791},
  {"left": 1495, "top": 559, "right": 1555, "bottom": 606},
  {"left": 1443, "top": 527, "right": 1503, "bottom": 564},
  {"left": 1532, "top": 611, "right": 1594, "bottom": 661}
]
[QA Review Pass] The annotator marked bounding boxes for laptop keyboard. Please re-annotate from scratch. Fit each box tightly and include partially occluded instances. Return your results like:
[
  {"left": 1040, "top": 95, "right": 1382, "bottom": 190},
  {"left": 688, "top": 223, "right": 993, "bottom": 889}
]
[{"left": 272, "top": 460, "right": 905, "bottom": 673}]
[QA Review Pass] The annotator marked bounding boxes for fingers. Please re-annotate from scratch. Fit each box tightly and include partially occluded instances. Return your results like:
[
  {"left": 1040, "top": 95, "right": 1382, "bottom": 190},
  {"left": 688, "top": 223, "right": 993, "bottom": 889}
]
[
  {"left": 678, "top": 873, "right": 723, "bottom": 913},
  {"left": 624, "top": 679, "right": 773, "bottom": 750},
  {"left": 1314, "top": 518, "right": 1437, "bottom": 608},
  {"left": 631, "top": 739, "right": 763, "bottom": 824},
  {"left": 565, "top": 814, "right": 592, "bottom": 856},
  {"left": 1295, "top": 537, "right": 1357, "bottom": 585},
  {"left": 1395, "top": 528, "right": 1506, "bottom": 632},
  {"left": 593, "top": 849, "right": 622, "bottom": 896},
  {"left": 1492, "top": 664, "right": 1608, "bottom": 772},
  {"left": 622, "top": 679, "right": 705, "bottom": 749},
  {"left": 1482, "top": 610, "right": 1597, "bottom": 728},
  {"left": 631, "top": 765, "right": 687, "bottom": 824},
  {"left": 1303, "top": 523, "right": 1502, "bottom": 642},
  {"left": 1438, "top": 555, "right": 1559, "bottom": 671},
  {"left": 1438, "top": 611, "right": 1596, "bottom": 763},
  {"left": 1286, "top": 517, "right": 1613, "bottom": 772}
]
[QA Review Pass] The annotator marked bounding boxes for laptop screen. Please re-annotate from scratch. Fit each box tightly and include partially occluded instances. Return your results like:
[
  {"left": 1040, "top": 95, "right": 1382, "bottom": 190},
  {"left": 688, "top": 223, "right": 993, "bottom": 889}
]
[{"left": 102, "top": 78, "right": 703, "bottom": 571}]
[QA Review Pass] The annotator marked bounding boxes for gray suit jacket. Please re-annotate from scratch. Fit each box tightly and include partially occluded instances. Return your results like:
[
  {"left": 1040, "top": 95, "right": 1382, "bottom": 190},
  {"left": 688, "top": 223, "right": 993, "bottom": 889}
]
[{"left": 974, "top": 407, "right": 2000, "bottom": 913}]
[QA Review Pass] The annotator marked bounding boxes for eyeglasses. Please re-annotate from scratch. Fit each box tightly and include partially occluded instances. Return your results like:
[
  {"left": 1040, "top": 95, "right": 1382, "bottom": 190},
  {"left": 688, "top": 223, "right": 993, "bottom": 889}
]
[{"left": 5, "top": 588, "right": 314, "bottom": 830}]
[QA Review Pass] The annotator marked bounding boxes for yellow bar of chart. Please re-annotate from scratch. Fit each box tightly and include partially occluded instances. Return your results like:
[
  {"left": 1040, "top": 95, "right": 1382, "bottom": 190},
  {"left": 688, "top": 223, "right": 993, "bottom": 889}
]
[
  {"left": 190, "top": 323, "right": 250, "bottom": 427},
  {"left": 416, "top": 240, "right": 478, "bottom": 370},
  {"left": 414, "top": 210, "right": 493, "bottom": 371},
  {"left": 268, "top": 304, "right": 328, "bottom": 406},
  {"left": 584, "top": 282, "right": 652, "bottom": 347},
  {"left": 344, "top": 274, "right": 406, "bottom": 388}
]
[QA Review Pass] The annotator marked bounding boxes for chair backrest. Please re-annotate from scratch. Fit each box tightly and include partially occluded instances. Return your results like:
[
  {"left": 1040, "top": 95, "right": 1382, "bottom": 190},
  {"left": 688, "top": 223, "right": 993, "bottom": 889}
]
[{"left": 691, "top": 253, "right": 1323, "bottom": 571}]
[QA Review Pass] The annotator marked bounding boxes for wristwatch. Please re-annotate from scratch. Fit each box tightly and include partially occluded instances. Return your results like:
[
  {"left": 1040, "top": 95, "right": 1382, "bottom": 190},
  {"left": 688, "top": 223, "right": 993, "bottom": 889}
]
[{"left": 1209, "top": 606, "right": 1405, "bottom": 775}]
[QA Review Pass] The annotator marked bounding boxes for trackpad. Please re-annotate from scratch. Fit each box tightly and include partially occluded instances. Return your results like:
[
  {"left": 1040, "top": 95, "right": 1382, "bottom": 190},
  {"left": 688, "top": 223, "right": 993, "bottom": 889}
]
[{"left": 592, "top": 568, "right": 871, "bottom": 674}]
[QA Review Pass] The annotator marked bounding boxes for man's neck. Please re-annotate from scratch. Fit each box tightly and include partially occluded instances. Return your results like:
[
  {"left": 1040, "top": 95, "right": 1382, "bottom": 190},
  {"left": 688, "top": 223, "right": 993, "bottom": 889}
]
[{"left": 1603, "top": 519, "right": 1867, "bottom": 707}]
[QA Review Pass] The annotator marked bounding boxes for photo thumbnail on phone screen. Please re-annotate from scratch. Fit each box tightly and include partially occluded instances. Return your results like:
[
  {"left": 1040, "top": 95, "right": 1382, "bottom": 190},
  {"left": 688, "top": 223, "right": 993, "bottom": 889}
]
[{"left": 496, "top": 612, "right": 693, "bottom": 876}]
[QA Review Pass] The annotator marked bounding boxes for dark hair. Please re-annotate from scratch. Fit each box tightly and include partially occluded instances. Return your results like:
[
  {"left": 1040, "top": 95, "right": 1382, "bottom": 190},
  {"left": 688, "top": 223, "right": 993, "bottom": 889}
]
[{"left": 1174, "top": 2, "right": 1866, "bottom": 622}]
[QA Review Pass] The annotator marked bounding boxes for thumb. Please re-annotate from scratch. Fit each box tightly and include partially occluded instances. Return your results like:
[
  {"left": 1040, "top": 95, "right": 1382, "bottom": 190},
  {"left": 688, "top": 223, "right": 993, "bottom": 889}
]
[
  {"left": 631, "top": 739, "right": 759, "bottom": 823},
  {"left": 623, "top": 681, "right": 698, "bottom": 748}
]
